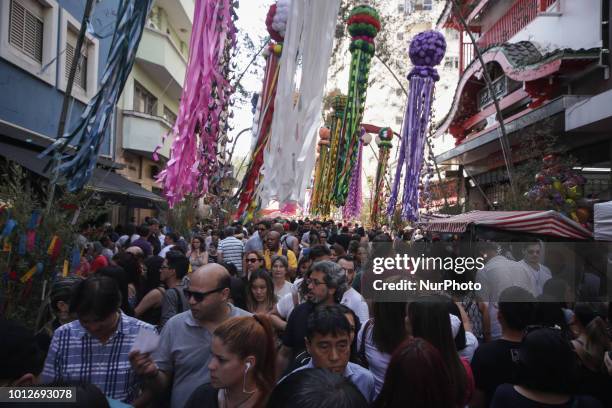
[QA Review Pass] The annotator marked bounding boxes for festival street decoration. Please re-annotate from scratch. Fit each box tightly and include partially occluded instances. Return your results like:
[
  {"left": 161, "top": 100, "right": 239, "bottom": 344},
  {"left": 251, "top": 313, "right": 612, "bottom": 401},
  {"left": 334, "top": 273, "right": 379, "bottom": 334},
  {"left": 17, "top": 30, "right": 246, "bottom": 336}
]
[
  {"left": 260, "top": 0, "right": 341, "bottom": 209},
  {"left": 309, "top": 126, "right": 332, "bottom": 216},
  {"left": 234, "top": 1, "right": 289, "bottom": 220},
  {"left": 343, "top": 127, "right": 368, "bottom": 220},
  {"left": 157, "top": 0, "right": 237, "bottom": 208},
  {"left": 311, "top": 95, "right": 347, "bottom": 217},
  {"left": 332, "top": 5, "right": 381, "bottom": 206},
  {"left": 370, "top": 127, "right": 393, "bottom": 226},
  {"left": 387, "top": 30, "right": 446, "bottom": 221},
  {"left": 40, "top": 0, "right": 154, "bottom": 191},
  {"left": 527, "top": 154, "right": 590, "bottom": 226}
]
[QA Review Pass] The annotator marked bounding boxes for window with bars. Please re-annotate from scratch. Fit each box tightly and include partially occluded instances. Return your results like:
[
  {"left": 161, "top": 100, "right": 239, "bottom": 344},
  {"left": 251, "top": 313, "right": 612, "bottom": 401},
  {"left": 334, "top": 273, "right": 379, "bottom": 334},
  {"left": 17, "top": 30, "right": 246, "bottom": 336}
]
[
  {"left": 163, "top": 106, "right": 177, "bottom": 125},
  {"left": 412, "top": 0, "right": 433, "bottom": 11},
  {"left": 8, "top": 0, "right": 43, "bottom": 63},
  {"left": 65, "top": 29, "right": 88, "bottom": 91},
  {"left": 134, "top": 81, "right": 157, "bottom": 115}
]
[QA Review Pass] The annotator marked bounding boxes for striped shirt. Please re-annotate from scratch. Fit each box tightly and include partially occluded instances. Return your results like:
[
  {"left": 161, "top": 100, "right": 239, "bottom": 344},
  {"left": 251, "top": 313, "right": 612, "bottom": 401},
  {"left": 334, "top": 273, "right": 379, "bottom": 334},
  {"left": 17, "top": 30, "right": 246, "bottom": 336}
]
[
  {"left": 218, "top": 236, "right": 244, "bottom": 274},
  {"left": 41, "top": 312, "right": 155, "bottom": 403}
]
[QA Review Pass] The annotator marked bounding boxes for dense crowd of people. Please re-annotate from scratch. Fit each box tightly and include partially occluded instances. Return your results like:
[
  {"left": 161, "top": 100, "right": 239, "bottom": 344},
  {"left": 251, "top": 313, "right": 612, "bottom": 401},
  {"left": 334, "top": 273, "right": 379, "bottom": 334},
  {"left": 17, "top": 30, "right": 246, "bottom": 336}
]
[{"left": 1, "top": 217, "right": 611, "bottom": 407}]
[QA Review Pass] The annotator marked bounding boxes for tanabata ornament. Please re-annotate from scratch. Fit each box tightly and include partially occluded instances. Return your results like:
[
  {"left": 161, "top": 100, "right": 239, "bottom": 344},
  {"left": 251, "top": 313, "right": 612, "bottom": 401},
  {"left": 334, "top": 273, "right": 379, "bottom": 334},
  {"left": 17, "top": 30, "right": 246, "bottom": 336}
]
[
  {"left": 40, "top": 0, "right": 154, "bottom": 191},
  {"left": 234, "top": 1, "right": 290, "bottom": 220},
  {"left": 342, "top": 127, "right": 366, "bottom": 220},
  {"left": 333, "top": 5, "right": 381, "bottom": 206},
  {"left": 371, "top": 128, "right": 393, "bottom": 226},
  {"left": 158, "top": 0, "right": 237, "bottom": 207},
  {"left": 387, "top": 30, "right": 446, "bottom": 221}
]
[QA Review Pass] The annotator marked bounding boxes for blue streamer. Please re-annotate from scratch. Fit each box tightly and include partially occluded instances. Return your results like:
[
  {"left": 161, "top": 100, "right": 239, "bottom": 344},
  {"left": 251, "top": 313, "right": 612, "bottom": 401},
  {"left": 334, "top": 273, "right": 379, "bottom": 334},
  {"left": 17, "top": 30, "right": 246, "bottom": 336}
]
[
  {"left": 1, "top": 219, "right": 17, "bottom": 238},
  {"left": 70, "top": 248, "right": 81, "bottom": 270},
  {"left": 40, "top": 0, "right": 155, "bottom": 191},
  {"left": 36, "top": 262, "right": 44, "bottom": 276},
  {"left": 18, "top": 235, "right": 26, "bottom": 256},
  {"left": 27, "top": 210, "right": 41, "bottom": 230}
]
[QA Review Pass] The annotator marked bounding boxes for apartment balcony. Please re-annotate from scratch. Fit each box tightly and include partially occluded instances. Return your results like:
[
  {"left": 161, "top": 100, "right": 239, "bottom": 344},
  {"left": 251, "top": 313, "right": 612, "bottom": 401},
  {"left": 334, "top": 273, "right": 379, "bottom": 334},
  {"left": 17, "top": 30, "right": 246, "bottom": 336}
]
[
  {"left": 155, "top": 0, "right": 194, "bottom": 27},
  {"left": 135, "top": 27, "right": 187, "bottom": 101},
  {"left": 122, "top": 111, "right": 173, "bottom": 160}
]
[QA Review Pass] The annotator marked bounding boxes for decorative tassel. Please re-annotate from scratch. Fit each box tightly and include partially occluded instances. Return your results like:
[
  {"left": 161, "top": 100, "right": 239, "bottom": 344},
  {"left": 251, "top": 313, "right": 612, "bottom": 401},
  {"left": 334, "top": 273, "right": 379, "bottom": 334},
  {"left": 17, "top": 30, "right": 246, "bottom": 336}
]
[{"left": 387, "top": 31, "right": 445, "bottom": 221}]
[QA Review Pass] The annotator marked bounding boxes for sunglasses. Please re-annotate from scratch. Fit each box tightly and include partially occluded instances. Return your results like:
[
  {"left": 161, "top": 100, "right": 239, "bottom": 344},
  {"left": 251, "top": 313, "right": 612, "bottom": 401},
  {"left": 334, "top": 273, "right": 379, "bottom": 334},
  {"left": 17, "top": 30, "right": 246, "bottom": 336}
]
[
  {"left": 183, "top": 287, "right": 226, "bottom": 302},
  {"left": 246, "top": 258, "right": 261, "bottom": 263}
]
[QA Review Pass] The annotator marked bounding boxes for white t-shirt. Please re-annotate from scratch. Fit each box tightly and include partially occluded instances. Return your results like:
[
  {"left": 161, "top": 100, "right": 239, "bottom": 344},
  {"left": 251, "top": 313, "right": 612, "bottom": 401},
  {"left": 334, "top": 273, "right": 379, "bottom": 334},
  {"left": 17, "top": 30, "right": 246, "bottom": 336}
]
[
  {"left": 277, "top": 291, "right": 297, "bottom": 320},
  {"left": 357, "top": 321, "right": 390, "bottom": 397},
  {"left": 341, "top": 288, "right": 369, "bottom": 327},
  {"left": 460, "top": 331, "right": 479, "bottom": 362},
  {"left": 275, "top": 281, "right": 293, "bottom": 299}
]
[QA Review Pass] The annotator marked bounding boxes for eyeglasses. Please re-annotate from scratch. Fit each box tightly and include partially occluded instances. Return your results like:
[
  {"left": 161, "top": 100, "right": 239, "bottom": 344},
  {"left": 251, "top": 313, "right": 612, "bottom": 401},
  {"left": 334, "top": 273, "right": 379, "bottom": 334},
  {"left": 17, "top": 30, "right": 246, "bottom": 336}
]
[
  {"left": 183, "top": 287, "right": 226, "bottom": 303},
  {"left": 306, "top": 278, "right": 326, "bottom": 287},
  {"left": 246, "top": 258, "right": 261, "bottom": 263}
]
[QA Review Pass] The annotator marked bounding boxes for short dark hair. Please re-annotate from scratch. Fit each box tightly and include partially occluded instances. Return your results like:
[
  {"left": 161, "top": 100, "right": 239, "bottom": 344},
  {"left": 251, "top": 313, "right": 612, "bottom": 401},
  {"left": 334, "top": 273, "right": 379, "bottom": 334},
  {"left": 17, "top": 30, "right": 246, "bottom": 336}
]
[
  {"left": 0, "top": 319, "right": 45, "bottom": 382},
  {"left": 515, "top": 328, "right": 576, "bottom": 392},
  {"left": 70, "top": 275, "right": 121, "bottom": 319},
  {"left": 309, "top": 244, "right": 331, "bottom": 260},
  {"left": 268, "top": 368, "right": 368, "bottom": 408},
  {"left": 224, "top": 226, "right": 235, "bottom": 238},
  {"left": 336, "top": 255, "right": 355, "bottom": 264},
  {"left": 137, "top": 224, "right": 149, "bottom": 236},
  {"left": 165, "top": 232, "right": 179, "bottom": 243},
  {"left": 498, "top": 286, "right": 536, "bottom": 331},
  {"left": 306, "top": 304, "right": 352, "bottom": 340},
  {"left": 166, "top": 250, "right": 189, "bottom": 279}
]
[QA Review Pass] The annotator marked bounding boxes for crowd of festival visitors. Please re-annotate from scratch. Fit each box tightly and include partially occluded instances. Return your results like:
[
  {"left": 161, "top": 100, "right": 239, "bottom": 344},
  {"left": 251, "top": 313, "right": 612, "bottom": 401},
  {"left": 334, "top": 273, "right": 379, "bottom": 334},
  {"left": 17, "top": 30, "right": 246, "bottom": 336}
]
[{"left": 1, "top": 217, "right": 611, "bottom": 407}]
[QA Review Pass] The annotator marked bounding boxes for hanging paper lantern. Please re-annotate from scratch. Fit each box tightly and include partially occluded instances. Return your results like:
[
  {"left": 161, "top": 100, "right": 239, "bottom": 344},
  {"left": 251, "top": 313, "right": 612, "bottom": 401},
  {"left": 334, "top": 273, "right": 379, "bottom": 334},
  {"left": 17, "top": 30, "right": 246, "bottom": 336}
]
[
  {"left": 333, "top": 5, "right": 381, "bottom": 206},
  {"left": 266, "top": 0, "right": 292, "bottom": 43},
  {"left": 387, "top": 31, "right": 446, "bottom": 221}
]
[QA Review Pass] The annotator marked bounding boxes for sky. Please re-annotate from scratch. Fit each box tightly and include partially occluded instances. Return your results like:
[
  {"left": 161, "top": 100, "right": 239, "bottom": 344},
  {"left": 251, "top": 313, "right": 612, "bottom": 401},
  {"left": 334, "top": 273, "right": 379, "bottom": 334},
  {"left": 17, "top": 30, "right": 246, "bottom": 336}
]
[{"left": 228, "top": 0, "right": 276, "bottom": 159}]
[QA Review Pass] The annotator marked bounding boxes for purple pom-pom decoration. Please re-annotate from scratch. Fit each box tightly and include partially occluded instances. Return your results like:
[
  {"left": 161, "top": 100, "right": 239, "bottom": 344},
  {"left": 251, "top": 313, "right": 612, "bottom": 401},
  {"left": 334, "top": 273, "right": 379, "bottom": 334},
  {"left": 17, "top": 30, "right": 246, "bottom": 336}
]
[{"left": 408, "top": 30, "right": 446, "bottom": 81}]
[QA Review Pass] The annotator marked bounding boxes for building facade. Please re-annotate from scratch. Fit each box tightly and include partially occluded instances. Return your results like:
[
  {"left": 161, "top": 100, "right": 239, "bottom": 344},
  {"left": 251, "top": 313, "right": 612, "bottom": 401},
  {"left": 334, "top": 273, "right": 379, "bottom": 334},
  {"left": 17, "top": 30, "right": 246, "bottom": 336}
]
[
  {"left": 114, "top": 0, "right": 193, "bottom": 224},
  {"left": 435, "top": 0, "right": 611, "bottom": 210}
]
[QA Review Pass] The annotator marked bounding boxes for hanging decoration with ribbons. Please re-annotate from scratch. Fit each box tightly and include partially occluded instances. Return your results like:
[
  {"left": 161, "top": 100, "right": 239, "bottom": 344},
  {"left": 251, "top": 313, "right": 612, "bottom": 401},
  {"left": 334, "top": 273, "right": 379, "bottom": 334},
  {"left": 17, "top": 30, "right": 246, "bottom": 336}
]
[
  {"left": 234, "top": 1, "right": 290, "bottom": 220},
  {"left": 259, "top": 0, "right": 341, "bottom": 209},
  {"left": 387, "top": 30, "right": 445, "bottom": 221},
  {"left": 371, "top": 127, "right": 393, "bottom": 226},
  {"left": 332, "top": 5, "right": 380, "bottom": 206},
  {"left": 309, "top": 126, "right": 332, "bottom": 214},
  {"left": 343, "top": 127, "right": 369, "bottom": 220},
  {"left": 311, "top": 95, "right": 347, "bottom": 217},
  {"left": 39, "top": 0, "right": 154, "bottom": 191},
  {"left": 157, "top": 0, "right": 237, "bottom": 208}
]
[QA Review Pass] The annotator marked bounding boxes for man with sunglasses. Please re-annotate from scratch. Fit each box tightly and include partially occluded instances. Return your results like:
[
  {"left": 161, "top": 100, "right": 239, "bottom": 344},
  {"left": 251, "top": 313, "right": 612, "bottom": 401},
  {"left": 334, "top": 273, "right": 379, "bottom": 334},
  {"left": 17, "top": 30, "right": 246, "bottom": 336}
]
[{"left": 129, "top": 264, "right": 250, "bottom": 408}]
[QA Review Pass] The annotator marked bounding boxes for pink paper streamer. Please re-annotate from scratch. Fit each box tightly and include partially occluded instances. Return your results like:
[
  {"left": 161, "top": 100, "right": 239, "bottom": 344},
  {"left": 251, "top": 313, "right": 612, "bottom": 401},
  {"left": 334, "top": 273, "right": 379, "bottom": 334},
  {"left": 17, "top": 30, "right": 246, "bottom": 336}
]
[
  {"left": 157, "top": 0, "right": 236, "bottom": 207},
  {"left": 26, "top": 230, "right": 36, "bottom": 252}
]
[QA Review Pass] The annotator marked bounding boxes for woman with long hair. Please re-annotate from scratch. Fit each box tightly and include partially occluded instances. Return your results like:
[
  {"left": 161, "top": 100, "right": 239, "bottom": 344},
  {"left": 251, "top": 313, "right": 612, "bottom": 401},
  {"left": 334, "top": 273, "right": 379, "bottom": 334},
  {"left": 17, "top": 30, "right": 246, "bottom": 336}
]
[
  {"left": 185, "top": 315, "right": 277, "bottom": 408},
  {"left": 407, "top": 295, "right": 474, "bottom": 406},
  {"left": 187, "top": 235, "right": 208, "bottom": 270},
  {"left": 372, "top": 337, "right": 455, "bottom": 408},
  {"left": 246, "top": 269, "right": 277, "bottom": 314},
  {"left": 134, "top": 255, "right": 165, "bottom": 326},
  {"left": 357, "top": 301, "right": 409, "bottom": 396},
  {"left": 111, "top": 251, "right": 143, "bottom": 308},
  {"left": 271, "top": 256, "right": 292, "bottom": 298}
]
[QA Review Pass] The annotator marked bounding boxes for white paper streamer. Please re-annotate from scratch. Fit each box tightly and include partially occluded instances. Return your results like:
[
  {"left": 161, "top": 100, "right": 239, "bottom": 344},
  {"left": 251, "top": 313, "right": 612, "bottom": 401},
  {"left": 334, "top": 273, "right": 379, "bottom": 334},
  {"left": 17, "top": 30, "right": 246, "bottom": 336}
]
[{"left": 260, "top": 0, "right": 340, "bottom": 208}]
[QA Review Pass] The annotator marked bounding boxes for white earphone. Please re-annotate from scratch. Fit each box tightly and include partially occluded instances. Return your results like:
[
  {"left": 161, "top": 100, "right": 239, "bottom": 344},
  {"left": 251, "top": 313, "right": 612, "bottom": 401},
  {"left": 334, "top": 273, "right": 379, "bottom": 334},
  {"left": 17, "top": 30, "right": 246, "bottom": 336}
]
[{"left": 245, "top": 362, "right": 251, "bottom": 371}]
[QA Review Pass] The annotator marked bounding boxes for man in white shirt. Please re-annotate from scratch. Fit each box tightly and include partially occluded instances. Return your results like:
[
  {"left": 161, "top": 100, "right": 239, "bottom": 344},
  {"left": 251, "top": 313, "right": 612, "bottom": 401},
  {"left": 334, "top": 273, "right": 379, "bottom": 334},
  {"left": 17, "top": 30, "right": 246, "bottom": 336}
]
[
  {"left": 337, "top": 255, "right": 369, "bottom": 326},
  {"left": 475, "top": 241, "right": 533, "bottom": 341},
  {"left": 516, "top": 240, "right": 552, "bottom": 296}
]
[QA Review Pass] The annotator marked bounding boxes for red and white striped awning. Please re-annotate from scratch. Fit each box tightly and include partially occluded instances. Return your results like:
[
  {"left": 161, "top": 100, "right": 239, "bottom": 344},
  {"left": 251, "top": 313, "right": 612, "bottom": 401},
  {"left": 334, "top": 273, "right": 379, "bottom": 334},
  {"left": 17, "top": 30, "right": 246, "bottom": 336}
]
[{"left": 421, "top": 210, "right": 592, "bottom": 240}]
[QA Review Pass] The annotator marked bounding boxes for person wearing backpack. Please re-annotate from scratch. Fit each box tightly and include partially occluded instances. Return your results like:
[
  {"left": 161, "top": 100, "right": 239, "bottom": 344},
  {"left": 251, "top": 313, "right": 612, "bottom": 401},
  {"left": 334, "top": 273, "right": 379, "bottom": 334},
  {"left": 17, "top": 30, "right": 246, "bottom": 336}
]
[
  {"left": 264, "top": 231, "right": 297, "bottom": 276},
  {"left": 159, "top": 250, "right": 189, "bottom": 328}
]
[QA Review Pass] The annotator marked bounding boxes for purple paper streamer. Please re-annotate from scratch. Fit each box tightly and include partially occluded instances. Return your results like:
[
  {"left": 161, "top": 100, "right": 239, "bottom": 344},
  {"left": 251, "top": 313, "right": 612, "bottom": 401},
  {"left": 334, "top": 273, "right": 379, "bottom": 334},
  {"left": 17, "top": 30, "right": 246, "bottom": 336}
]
[
  {"left": 343, "top": 140, "right": 363, "bottom": 220},
  {"left": 386, "top": 31, "right": 445, "bottom": 221}
]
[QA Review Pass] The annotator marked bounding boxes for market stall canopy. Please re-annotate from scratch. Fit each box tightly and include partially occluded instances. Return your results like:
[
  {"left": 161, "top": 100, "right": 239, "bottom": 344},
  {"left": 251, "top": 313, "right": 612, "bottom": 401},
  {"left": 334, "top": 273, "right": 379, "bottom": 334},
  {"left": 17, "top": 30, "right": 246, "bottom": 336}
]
[
  {"left": 421, "top": 210, "right": 592, "bottom": 240},
  {"left": 594, "top": 201, "right": 612, "bottom": 241}
]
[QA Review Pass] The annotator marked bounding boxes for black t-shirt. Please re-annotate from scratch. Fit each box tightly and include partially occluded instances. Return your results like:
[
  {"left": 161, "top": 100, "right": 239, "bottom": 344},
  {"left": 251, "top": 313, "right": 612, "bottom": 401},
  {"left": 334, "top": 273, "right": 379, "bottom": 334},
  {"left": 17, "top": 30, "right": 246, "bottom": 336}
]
[
  {"left": 471, "top": 339, "right": 521, "bottom": 406},
  {"left": 491, "top": 384, "right": 602, "bottom": 408},
  {"left": 184, "top": 383, "right": 219, "bottom": 408},
  {"left": 282, "top": 302, "right": 315, "bottom": 352},
  {"left": 573, "top": 359, "right": 612, "bottom": 407}
]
